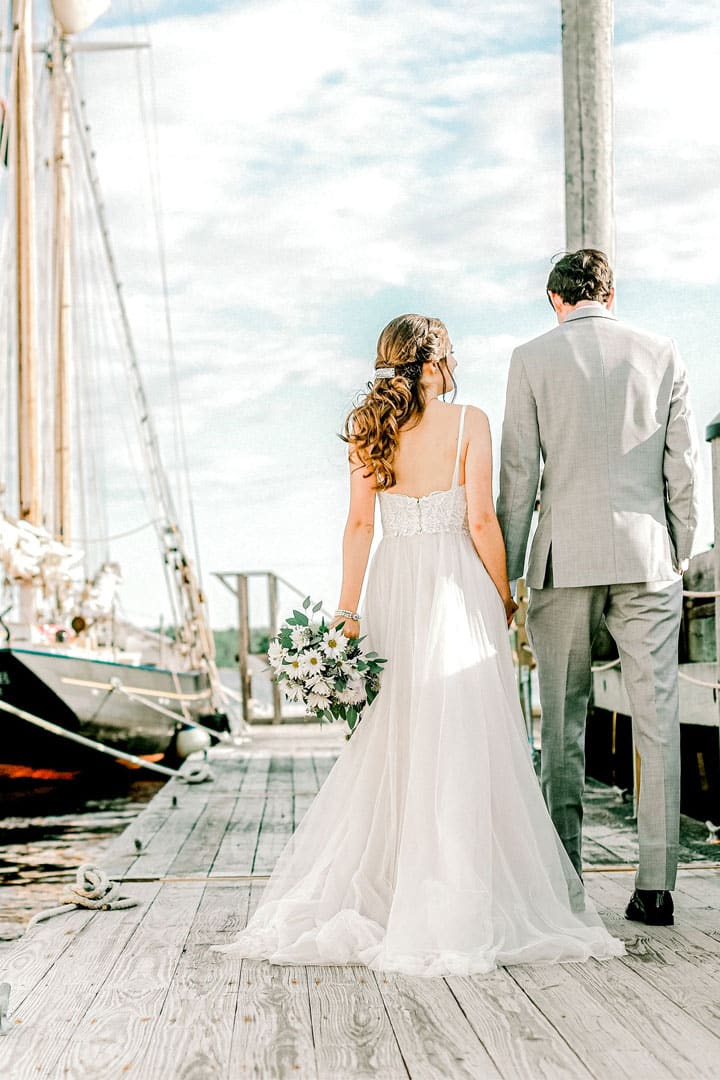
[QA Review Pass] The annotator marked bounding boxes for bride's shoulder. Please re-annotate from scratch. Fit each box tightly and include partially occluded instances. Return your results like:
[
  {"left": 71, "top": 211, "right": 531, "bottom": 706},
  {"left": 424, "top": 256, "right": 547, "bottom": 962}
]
[{"left": 459, "top": 404, "right": 490, "bottom": 430}]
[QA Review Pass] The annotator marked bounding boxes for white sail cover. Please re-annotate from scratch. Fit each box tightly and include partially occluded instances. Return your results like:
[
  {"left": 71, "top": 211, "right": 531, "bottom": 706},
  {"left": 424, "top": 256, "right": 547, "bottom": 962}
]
[{"left": 51, "top": 0, "right": 110, "bottom": 35}]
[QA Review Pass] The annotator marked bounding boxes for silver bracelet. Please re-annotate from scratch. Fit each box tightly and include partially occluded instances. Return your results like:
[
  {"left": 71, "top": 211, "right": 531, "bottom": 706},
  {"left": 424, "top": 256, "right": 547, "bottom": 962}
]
[{"left": 335, "top": 609, "right": 360, "bottom": 622}]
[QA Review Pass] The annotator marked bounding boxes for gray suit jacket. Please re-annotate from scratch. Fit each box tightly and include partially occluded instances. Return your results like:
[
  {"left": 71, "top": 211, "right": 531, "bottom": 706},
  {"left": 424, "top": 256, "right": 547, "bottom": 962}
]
[{"left": 497, "top": 304, "right": 700, "bottom": 589}]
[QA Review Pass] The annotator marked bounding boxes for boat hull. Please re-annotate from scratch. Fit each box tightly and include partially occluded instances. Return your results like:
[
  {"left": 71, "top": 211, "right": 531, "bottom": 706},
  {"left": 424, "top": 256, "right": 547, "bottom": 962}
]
[{"left": 0, "top": 647, "right": 216, "bottom": 784}]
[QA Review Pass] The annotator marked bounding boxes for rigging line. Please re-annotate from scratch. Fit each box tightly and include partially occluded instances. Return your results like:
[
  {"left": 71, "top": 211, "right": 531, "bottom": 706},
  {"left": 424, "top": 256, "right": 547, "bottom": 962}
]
[
  {"left": 75, "top": 517, "right": 161, "bottom": 544},
  {"left": 134, "top": 39, "right": 205, "bottom": 588},
  {"left": 64, "top": 66, "right": 184, "bottom": 631},
  {"left": 73, "top": 142, "right": 107, "bottom": 565},
  {"left": 65, "top": 61, "right": 221, "bottom": 701}
]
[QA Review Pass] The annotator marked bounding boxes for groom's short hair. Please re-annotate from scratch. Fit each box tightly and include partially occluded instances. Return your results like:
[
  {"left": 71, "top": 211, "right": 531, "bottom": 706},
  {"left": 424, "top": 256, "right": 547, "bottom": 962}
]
[{"left": 546, "top": 249, "right": 614, "bottom": 305}]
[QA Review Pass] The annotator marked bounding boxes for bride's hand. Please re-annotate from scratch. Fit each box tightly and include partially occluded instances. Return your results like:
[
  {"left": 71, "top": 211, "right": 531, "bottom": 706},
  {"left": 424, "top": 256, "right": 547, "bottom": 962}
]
[
  {"left": 334, "top": 616, "right": 360, "bottom": 640},
  {"left": 504, "top": 597, "right": 518, "bottom": 627}
]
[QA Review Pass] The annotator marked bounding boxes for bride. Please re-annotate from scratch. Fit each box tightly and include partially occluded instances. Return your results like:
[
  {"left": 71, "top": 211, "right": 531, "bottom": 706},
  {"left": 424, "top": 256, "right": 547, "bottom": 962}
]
[{"left": 215, "top": 314, "right": 624, "bottom": 976}]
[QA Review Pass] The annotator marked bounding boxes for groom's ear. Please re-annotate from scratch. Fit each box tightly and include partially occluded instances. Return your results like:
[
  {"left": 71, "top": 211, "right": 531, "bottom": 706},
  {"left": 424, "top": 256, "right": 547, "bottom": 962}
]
[
  {"left": 548, "top": 291, "right": 564, "bottom": 315},
  {"left": 604, "top": 287, "right": 616, "bottom": 311}
]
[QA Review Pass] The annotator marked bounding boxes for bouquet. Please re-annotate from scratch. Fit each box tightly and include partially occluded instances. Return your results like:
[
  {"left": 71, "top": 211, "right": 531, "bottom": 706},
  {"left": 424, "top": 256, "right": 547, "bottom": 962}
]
[{"left": 267, "top": 598, "right": 387, "bottom": 735}]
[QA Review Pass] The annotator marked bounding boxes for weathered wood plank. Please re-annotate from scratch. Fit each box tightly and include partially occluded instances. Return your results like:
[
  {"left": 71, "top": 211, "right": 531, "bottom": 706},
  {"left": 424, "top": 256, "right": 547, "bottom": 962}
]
[
  {"left": 167, "top": 793, "right": 240, "bottom": 875},
  {"left": 211, "top": 756, "right": 272, "bottom": 876},
  {"left": 0, "top": 882, "right": 164, "bottom": 1079},
  {"left": 0, "top": 796, "right": 174, "bottom": 1020},
  {"left": 313, "top": 751, "right": 339, "bottom": 787},
  {"left": 51, "top": 883, "right": 205, "bottom": 1079},
  {"left": 513, "top": 952, "right": 720, "bottom": 1079},
  {"left": 253, "top": 794, "right": 294, "bottom": 876},
  {"left": 374, "top": 972, "right": 501, "bottom": 1079},
  {"left": 293, "top": 753, "right": 320, "bottom": 828},
  {"left": 229, "top": 960, "right": 317, "bottom": 1078},
  {"left": 103, "top": 794, "right": 212, "bottom": 879},
  {"left": 446, "top": 969, "right": 593, "bottom": 1079},
  {"left": 591, "top": 910, "right": 720, "bottom": 1039},
  {"left": 306, "top": 964, "right": 408, "bottom": 1079},
  {"left": 672, "top": 869, "right": 720, "bottom": 906},
  {"left": 508, "top": 962, "right": 679, "bottom": 1079},
  {"left": 135, "top": 883, "right": 251, "bottom": 1080}
]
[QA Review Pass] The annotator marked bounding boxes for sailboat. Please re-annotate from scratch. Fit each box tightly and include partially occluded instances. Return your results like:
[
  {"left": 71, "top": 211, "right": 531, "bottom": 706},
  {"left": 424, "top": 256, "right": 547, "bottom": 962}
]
[{"left": 0, "top": 0, "right": 234, "bottom": 785}]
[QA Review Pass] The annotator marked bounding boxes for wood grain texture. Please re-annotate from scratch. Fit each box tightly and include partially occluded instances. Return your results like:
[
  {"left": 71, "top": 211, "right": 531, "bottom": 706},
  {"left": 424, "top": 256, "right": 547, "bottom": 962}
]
[
  {"left": 229, "top": 960, "right": 317, "bottom": 1078},
  {"left": 307, "top": 964, "right": 408, "bottom": 1079},
  {"left": 446, "top": 969, "right": 592, "bottom": 1080},
  {"left": 211, "top": 756, "right": 272, "bottom": 877},
  {"left": 0, "top": 882, "right": 163, "bottom": 1080},
  {"left": 4, "top": 740, "right": 720, "bottom": 1080},
  {"left": 51, "top": 882, "right": 205, "bottom": 1080},
  {"left": 374, "top": 973, "right": 501, "bottom": 1079},
  {"left": 134, "top": 883, "right": 252, "bottom": 1080},
  {"left": 508, "top": 962, "right": 679, "bottom": 1079}
]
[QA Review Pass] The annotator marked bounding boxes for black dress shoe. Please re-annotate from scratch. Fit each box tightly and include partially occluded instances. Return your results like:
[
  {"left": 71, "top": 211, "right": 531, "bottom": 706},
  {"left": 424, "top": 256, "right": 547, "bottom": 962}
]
[{"left": 625, "top": 889, "right": 674, "bottom": 926}]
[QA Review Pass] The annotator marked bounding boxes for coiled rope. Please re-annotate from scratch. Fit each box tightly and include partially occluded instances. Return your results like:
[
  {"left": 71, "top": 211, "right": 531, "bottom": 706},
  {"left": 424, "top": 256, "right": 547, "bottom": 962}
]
[{"left": 26, "top": 864, "right": 138, "bottom": 930}]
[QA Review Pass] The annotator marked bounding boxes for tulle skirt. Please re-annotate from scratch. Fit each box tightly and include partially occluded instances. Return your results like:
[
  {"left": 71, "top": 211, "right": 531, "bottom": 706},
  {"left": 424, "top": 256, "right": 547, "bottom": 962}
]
[{"left": 214, "top": 530, "right": 624, "bottom": 976}]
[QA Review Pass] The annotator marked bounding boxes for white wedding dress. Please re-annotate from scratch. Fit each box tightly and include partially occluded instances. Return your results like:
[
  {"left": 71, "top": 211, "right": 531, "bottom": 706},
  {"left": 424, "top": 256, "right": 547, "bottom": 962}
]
[{"left": 216, "top": 407, "right": 624, "bottom": 976}]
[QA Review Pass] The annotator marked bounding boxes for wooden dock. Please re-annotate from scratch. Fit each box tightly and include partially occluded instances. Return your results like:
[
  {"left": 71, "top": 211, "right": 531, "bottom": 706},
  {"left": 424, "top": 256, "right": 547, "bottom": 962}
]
[{"left": 1, "top": 725, "right": 719, "bottom": 1079}]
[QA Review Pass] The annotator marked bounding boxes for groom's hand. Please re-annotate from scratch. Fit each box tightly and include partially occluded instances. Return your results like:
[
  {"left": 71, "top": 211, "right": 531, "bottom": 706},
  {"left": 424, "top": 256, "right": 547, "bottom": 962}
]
[{"left": 504, "top": 597, "right": 518, "bottom": 626}]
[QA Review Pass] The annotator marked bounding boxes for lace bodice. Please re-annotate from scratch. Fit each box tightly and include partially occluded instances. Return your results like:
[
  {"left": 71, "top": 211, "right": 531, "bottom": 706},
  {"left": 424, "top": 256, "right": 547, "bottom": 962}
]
[
  {"left": 379, "top": 485, "right": 469, "bottom": 536},
  {"left": 378, "top": 404, "right": 470, "bottom": 538}
]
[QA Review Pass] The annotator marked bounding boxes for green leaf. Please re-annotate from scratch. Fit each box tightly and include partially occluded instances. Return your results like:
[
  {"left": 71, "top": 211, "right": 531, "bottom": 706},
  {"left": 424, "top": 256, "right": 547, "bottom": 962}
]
[
  {"left": 303, "top": 596, "right": 312, "bottom": 610},
  {"left": 313, "top": 600, "right": 323, "bottom": 613},
  {"left": 292, "top": 609, "right": 309, "bottom": 626}
]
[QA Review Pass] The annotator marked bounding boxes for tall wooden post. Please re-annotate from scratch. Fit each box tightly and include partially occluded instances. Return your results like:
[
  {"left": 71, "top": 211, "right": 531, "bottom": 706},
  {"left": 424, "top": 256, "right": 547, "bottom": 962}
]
[
  {"left": 237, "top": 573, "right": 252, "bottom": 725},
  {"left": 267, "top": 573, "right": 282, "bottom": 724},
  {"left": 52, "top": 32, "right": 72, "bottom": 544},
  {"left": 14, "top": 0, "right": 40, "bottom": 525},
  {"left": 707, "top": 413, "right": 720, "bottom": 733},
  {"left": 561, "top": 0, "right": 615, "bottom": 261}
]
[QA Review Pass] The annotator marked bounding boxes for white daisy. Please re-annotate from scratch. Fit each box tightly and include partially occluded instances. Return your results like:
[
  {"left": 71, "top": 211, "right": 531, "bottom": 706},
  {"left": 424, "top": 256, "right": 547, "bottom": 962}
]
[
  {"left": 283, "top": 656, "right": 304, "bottom": 680},
  {"left": 267, "top": 640, "right": 286, "bottom": 669},
  {"left": 310, "top": 678, "right": 332, "bottom": 698},
  {"left": 282, "top": 683, "right": 304, "bottom": 703},
  {"left": 321, "top": 629, "right": 347, "bottom": 659},
  {"left": 290, "top": 625, "right": 311, "bottom": 649},
  {"left": 342, "top": 679, "right": 366, "bottom": 705},
  {"left": 307, "top": 691, "right": 330, "bottom": 711},
  {"left": 299, "top": 649, "right": 324, "bottom": 678}
]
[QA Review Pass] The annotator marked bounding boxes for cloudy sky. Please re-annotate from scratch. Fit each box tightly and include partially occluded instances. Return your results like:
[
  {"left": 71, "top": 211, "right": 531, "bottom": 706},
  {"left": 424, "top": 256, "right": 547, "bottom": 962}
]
[{"left": 30, "top": 0, "right": 720, "bottom": 628}]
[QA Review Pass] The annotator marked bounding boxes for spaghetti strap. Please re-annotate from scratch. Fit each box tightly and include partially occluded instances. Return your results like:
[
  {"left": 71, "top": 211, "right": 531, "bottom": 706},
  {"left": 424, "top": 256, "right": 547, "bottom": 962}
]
[{"left": 451, "top": 405, "right": 467, "bottom": 488}]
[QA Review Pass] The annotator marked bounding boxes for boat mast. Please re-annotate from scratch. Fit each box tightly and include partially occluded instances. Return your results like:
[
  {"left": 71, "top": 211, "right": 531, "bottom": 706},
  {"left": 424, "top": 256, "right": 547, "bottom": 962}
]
[
  {"left": 14, "top": 0, "right": 40, "bottom": 527},
  {"left": 67, "top": 78, "right": 224, "bottom": 707},
  {"left": 51, "top": 28, "right": 72, "bottom": 544}
]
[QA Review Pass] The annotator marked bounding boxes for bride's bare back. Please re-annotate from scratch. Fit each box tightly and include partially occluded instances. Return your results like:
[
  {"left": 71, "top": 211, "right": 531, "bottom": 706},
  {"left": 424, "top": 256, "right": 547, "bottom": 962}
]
[{"left": 389, "top": 400, "right": 468, "bottom": 498}]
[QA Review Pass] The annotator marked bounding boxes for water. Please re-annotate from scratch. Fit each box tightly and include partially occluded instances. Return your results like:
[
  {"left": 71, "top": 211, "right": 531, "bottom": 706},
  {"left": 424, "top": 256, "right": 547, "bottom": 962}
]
[{"left": 0, "top": 778, "right": 163, "bottom": 941}]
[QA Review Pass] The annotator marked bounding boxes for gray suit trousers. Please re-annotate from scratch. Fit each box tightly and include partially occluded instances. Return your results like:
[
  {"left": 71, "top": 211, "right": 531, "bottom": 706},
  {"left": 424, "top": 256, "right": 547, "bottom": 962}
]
[{"left": 527, "top": 575, "right": 682, "bottom": 891}]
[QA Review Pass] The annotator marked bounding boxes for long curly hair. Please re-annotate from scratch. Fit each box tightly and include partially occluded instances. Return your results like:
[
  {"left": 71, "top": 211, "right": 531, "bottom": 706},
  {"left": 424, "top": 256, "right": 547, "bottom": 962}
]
[{"left": 343, "top": 314, "right": 453, "bottom": 490}]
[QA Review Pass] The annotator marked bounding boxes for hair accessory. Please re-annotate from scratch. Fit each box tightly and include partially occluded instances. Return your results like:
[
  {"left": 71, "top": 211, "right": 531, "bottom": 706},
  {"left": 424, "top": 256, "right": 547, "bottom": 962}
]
[{"left": 374, "top": 366, "right": 396, "bottom": 379}]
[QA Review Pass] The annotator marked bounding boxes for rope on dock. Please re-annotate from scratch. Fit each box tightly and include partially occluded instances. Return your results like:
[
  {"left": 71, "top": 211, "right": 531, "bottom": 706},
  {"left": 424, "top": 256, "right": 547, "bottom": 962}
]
[
  {"left": 0, "top": 700, "right": 214, "bottom": 782},
  {"left": 26, "top": 864, "right": 139, "bottom": 931}
]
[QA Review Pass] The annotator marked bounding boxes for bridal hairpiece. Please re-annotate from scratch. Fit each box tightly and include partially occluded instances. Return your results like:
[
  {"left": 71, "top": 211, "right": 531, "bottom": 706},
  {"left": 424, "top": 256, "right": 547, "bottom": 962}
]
[{"left": 375, "top": 366, "right": 396, "bottom": 379}]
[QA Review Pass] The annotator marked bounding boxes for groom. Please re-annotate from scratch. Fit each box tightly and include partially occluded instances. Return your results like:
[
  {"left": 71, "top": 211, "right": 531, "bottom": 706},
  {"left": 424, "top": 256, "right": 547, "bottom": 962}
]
[{"left": 497, "top": 249, "right": 700, "bottom": 925}]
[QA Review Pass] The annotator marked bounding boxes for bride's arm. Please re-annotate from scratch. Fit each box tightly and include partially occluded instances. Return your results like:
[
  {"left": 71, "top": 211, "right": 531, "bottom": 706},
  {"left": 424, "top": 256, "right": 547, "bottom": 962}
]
[
  {"left": 465, "top": 407, "right": 516, "bottom": 625},
  {"left": 335, "top": 452, "right": 376, "bottom": 638}
]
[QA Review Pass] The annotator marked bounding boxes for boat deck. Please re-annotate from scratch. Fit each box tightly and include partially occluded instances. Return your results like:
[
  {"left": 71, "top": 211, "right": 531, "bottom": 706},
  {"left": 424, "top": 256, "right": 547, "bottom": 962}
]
[{"left": 1, "top": 725, "right": 719, "bottom": 1079}]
